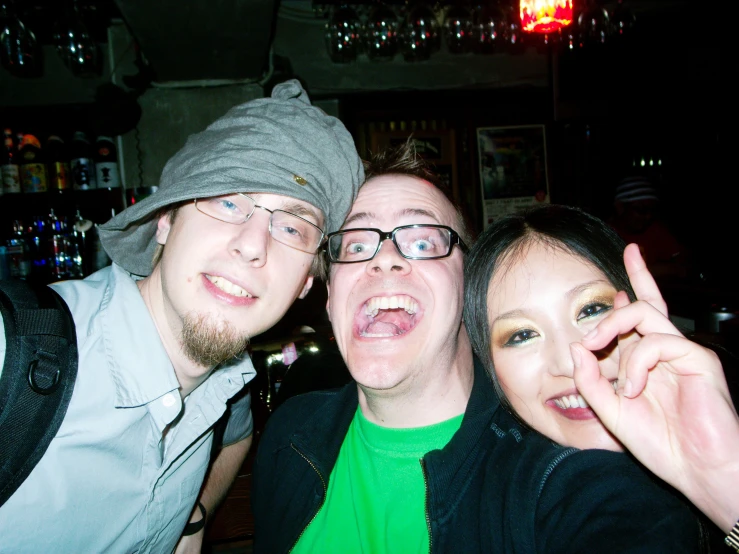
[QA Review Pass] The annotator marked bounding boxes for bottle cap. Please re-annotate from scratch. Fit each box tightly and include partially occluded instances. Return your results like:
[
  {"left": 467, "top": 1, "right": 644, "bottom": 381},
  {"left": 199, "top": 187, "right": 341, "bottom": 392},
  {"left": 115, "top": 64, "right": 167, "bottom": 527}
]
[{"left": 20, "top": 134, "right": 41, "bottom": 149}]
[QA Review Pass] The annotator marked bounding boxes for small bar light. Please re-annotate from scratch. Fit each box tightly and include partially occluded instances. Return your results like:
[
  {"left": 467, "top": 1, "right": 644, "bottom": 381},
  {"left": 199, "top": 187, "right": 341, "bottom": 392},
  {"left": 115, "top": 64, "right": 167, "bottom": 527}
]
[{"left": 520, "top": 0, "right": 574, "bottom": 33}]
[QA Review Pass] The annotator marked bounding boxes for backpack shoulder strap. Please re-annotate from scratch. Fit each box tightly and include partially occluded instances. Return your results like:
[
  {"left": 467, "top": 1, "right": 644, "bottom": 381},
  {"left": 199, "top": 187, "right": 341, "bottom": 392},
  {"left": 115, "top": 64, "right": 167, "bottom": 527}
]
[{"left": 0, "top": 279, "right": 78, "bottom": 507}]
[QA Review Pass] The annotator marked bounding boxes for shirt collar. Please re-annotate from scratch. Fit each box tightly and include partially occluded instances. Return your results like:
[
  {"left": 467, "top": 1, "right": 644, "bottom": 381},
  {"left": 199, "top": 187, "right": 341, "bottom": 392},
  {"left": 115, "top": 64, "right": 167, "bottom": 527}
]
[
  {"left": 100, "top": 264, "right": 255, "bottom": 410},
  {"left": 100, "top": 264, "right": 179, "bottom": 408}
]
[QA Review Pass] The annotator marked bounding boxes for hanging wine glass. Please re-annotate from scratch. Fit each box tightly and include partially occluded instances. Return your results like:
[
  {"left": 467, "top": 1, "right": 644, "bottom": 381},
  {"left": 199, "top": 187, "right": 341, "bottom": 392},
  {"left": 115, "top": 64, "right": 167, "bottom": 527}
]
[
  {"left": 444, "top": 3, "right": 473, "bottom": 55},
  {"left": 501, "top": 2, "right": 524, "bottom": 54},
  {"left": 558, "top": 5, "right": 581, "bottom": 53},
  {"left": 577, "top": 0, "right": 609, "bottom": 48},
  {"left": 0, "top": 0, "right": 43, "bottom": 78},
  {"left": 53, "top": 0, "right": 102, "bottom": 77},
  {"left": 325, "top": 5, "right": 361, "bottom": 63},
  {"left": 609, "top": 0, "right": 636, "bottom": 40},
  {"left": 75, "top": 0, "right": 109, "bottom": 43},
  {"left": 363, "top": 2, "right": 399, "bottom": 62},
  {"left": 400, "top": 2, "right": 440, "bottom": 62},
  {"left": 473, "top": 1, "right": 504, "bottom": 55}
]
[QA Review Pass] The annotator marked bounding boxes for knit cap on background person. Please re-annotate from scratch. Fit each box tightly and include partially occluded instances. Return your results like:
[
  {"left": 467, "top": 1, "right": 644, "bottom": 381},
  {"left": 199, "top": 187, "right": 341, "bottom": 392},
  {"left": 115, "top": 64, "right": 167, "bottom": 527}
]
[
  {"left": 614, "top": 176, "right": 659, "bottom": 204},
  {"left": 610, "top": 175, "right": 687, "bottom": 279}
]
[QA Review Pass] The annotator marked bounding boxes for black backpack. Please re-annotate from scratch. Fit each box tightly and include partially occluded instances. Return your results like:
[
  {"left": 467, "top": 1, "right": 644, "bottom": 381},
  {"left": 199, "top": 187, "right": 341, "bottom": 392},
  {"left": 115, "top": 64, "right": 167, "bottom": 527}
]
[{"left": 0, "top": 279, "right": 78, "bottom": 507}]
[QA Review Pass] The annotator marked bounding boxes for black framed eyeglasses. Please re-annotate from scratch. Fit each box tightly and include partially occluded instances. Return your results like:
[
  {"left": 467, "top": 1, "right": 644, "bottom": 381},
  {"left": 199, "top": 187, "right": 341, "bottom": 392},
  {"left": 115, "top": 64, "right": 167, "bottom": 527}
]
[
  {"left": 325, "top": 224, "right": 468, "bottom": 263},
  {"left": 194, "top": 193, "right": 324, "bottom": 254}
]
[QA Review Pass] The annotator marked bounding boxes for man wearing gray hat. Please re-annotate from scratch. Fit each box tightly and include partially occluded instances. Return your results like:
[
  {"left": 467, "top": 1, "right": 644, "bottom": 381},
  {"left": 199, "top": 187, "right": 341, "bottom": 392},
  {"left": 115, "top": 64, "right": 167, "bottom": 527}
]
[{"left": 0, "top": 79, "right": 363, "bottom": 554}]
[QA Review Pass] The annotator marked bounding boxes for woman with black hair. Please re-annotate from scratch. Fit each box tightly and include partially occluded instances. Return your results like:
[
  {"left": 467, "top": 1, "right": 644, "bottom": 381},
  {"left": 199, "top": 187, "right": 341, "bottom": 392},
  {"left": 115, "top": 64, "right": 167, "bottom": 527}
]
[{"left": 463, "top": 204, "right": 739, "bottom": 551}]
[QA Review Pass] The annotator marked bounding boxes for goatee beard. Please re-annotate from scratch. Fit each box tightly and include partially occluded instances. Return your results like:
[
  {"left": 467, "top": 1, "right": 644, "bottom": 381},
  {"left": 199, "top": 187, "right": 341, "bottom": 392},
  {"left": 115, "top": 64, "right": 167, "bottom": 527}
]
[{"left": 181, "top": 313, "right": 250, "bottom": 368}]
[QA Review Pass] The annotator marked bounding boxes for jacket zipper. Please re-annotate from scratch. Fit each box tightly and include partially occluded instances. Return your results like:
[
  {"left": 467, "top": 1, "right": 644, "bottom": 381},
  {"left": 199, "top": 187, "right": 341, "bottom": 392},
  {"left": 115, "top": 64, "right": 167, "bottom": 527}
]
[
  {"left": 288, "top": 443, "right": 327, "bottom": 554},
  {"left": 420, "top": 458, "right": 432, "bottom": 554},
  {"left": 537, "top": 447, "right": 578, "bottom": 498}
]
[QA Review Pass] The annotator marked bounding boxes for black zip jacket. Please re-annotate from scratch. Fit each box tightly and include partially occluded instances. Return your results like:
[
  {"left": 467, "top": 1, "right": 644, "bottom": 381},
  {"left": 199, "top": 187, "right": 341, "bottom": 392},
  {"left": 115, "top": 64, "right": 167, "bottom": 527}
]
[{"left": 253, "top": 360, "right": 702, "bottom": 553}]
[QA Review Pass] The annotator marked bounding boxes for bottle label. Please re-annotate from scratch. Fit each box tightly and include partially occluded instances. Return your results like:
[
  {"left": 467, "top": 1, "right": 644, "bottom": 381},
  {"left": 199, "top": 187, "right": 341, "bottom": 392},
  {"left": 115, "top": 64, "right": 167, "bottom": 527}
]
[
  {"left": 71, "top": 157, "right": 96, "bottom": 190},
  {"left": 5, "top": 242, "right": 30, "bottom": 279},
  {"left": 2, "top": 163, "right": 21, "bottom": 193},
  {"left": 20, "top": 163, "right": 48, "bottom": 193},
  {"left": 49, "top": 161, "right": 71, "bottom": 190},
  {"left": 96, "top": 161, "right": 121, "bottom": 188}
]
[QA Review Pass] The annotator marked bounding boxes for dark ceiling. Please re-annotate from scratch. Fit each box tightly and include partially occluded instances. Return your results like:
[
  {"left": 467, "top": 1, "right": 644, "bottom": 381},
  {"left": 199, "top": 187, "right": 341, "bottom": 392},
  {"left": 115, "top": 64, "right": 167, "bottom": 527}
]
[
  {"left": 9, "top": 0, "right": 708, "bottom": 84},
  {"left": 117, "top": 0, "right": 707, "bottom": 84},
  {"left": 112, "top": 0, "right": 278, "bottom": 82}
]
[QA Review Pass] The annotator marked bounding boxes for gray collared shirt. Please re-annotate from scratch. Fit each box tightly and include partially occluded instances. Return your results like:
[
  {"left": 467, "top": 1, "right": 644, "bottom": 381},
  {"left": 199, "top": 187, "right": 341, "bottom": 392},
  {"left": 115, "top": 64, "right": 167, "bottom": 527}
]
[{"left": 0, "top": 264, "right": 255, "bottom": 554}]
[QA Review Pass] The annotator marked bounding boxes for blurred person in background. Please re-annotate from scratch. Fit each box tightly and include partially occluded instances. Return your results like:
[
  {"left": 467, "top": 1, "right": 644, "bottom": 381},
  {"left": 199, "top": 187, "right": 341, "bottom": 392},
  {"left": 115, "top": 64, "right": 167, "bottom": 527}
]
[{"left": 608, "top": 176, "right": 690, "bottom": 282}]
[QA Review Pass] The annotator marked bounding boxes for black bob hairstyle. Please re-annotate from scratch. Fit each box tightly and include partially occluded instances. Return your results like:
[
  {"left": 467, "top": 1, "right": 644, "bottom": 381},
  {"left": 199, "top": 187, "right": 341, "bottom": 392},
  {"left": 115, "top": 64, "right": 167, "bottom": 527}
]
[{"left": 463, "top": 204, "right": 637, "bottom": 412}]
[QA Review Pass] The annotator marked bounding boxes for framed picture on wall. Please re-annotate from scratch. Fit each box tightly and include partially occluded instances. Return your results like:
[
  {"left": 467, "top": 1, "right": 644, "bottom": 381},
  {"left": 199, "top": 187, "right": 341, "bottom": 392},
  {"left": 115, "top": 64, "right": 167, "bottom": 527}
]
[
  {"left": 370, "top": 130, "right": 458, "bottom": 207},
  {"left": 476, "top": 125, "right": 549, "bottom": 230}
]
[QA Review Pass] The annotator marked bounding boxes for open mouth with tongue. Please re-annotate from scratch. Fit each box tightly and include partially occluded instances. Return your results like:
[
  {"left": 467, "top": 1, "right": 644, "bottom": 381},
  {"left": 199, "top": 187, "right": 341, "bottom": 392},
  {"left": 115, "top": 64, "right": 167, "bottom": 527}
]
[{"left": 357, "top": 294, "right": 421, "bottom": 338}]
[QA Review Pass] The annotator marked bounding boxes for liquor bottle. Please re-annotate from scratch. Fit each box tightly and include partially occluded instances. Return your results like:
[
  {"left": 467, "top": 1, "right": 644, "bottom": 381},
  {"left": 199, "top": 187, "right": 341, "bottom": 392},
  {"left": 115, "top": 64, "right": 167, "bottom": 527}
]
[
  {"left": 72, "top": 210, "right": 93, "bottom": 275},
  {"left": 1, "top": 127, "right": 20, "bottom": 194},
  {"left": 94, "top": 135, "right": 126, "bottom": 213},
  {"left": 48, "top": 209, "right": 67, "bottom": 281},
  {"left": 27, "top": 215, "right": 51, "bottom": 283},
  {"left": 94, "top": 135, "right": 120, "bottom": 189},
  {"left": 46, "top": 135, "right": 71, "bottom": 192},
  {"left": 5, "top": 219, "right": 30, "bottom": 279},
  {"left": 69, "top": 131, "right": 96, "bottom": 190},
  {"left": 66, "top": 210, "right": 86, "bottom": 278},
  {"left": 18, "top": 133, "right": 48, "bottom": 193}
]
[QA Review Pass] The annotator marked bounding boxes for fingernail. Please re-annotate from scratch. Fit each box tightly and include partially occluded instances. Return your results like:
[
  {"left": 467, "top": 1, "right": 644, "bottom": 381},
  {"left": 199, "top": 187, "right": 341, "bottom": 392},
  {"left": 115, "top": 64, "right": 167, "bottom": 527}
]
[
  {"left": 624, "top": 379, "right": 633, "bottom": 397},
  {"left": 582, "top": 328, "right": 598, "bottom": 341},
  {"left": 569, "top": 344, "right": 581, "bottom": 367}
]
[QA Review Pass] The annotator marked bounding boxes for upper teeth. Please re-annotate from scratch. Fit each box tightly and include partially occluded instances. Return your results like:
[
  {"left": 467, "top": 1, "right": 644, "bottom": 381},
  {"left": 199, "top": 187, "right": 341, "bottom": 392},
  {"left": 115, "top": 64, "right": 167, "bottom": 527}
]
[
  {"left": 554, "top": 382, "right": 618, "bottom": 410},
  {"left": 365, "top": 295, "right": 418, "bottom": 318},
  {"left": 554, "top": 394, "right": 590, "bottom": 409},
  {"left": 207, "top": 275, "right": 251, "bottom": 298}
]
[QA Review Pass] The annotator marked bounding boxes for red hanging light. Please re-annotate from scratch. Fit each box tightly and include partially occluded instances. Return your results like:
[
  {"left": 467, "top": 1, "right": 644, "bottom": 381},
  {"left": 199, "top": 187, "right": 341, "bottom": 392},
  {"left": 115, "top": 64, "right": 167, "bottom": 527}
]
[{"left": 520, "top": 0, "right": 574, "bottom": 33}]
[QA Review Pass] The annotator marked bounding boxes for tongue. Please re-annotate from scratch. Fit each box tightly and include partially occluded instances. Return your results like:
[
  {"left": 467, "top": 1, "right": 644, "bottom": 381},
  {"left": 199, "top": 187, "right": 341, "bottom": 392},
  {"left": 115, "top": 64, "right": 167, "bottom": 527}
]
[{"left": 365, "top": 321, "right": 402, "bottom": 336}]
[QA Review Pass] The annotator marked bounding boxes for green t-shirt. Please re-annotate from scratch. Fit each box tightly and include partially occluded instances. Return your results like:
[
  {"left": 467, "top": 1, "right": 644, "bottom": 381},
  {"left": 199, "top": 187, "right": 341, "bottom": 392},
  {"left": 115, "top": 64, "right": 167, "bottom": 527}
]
[{"left": 292, "top": 407, "right": 463, "bottom": 554}]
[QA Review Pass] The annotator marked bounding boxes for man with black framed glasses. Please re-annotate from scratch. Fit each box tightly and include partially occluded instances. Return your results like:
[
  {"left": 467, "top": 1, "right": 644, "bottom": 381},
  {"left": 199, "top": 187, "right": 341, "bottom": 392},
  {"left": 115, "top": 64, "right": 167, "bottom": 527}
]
[
  {"left": 252, "top": 140, "right": 700, "bottom": 553},
  {"left": 0, "top": 80, "right": 363, "bottom": 554},
  {"left": 325, "top": 224, "right": 467, "bottom": 263},
  {"left": 253, "top": 139, "right": 477, "bottom": 553}
]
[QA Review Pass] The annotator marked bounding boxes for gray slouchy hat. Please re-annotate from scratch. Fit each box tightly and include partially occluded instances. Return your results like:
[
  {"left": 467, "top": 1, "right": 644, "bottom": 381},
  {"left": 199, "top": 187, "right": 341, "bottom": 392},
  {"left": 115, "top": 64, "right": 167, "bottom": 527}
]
[{"left": 98, "top": 79, "right": 364, "bottom": 277}]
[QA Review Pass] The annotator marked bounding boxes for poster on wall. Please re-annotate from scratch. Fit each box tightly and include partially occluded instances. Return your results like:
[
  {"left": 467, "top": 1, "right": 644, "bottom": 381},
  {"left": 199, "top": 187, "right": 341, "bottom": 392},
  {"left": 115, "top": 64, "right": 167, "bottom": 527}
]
[{"left": 477, "top": 125, "right": 549, "bottom": 230}]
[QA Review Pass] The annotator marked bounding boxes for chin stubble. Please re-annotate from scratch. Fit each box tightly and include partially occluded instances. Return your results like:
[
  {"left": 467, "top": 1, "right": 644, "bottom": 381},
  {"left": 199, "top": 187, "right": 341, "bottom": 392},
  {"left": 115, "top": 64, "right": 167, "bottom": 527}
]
[{"left": 180, "top": 313, "right": 250, "bottom": 368}]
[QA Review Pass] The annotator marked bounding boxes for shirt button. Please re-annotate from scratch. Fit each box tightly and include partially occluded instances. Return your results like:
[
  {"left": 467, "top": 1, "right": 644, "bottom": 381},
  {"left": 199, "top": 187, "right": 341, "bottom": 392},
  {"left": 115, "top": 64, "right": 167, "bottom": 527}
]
[{"left": 162, "top": 393, "right": 176, "bottom": 407}]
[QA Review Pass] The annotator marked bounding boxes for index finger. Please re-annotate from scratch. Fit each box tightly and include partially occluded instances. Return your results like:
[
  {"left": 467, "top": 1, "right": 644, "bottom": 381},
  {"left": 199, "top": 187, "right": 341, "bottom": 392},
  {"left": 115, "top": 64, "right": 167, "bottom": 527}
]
[
  {"left": 624, "top": 243, "right": 668, "bottom": 317},
  {"left": 582, "top": 298, "right": 683, "bottom": 351}
]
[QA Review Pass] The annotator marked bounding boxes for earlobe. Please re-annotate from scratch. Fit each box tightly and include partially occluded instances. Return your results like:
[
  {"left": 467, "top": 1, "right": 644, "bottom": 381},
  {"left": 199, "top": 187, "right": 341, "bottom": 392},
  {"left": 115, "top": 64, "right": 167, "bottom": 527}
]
[
  {"left": 156, "top": 213, "right": 172, "bottom": 246},
  {"left": 298, "top": 276, "right": 314, "bottom": 299}
]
